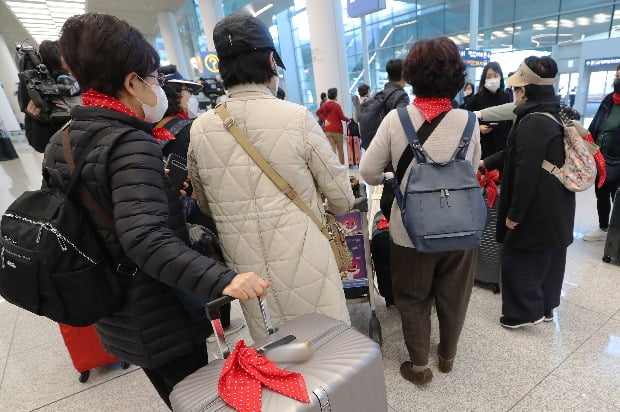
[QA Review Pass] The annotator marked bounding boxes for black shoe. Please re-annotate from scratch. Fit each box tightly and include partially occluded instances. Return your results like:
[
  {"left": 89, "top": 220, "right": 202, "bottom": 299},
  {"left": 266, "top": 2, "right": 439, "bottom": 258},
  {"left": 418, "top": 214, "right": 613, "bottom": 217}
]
[
  {"left": 500, "top": 316, "right": 544, "bottom": 329},
  {"left": 385, "top": 297, "right": 395, "bottom": 307},
  {"left": 543, "top": 311, "right": 554, "bottom": 322}
]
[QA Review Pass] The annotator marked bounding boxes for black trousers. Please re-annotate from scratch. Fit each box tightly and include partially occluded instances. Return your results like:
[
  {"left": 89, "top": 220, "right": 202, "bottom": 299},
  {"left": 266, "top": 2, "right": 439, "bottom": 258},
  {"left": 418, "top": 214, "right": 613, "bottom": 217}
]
[
  {"left": 501, "top": 246, "right": 567, "bottom": 322},
  {"left": 142, "top": 344, "right": 209, "bottom": 410},
  {"left": 595, "top": 163, "right": 620, "bottom": 229}
]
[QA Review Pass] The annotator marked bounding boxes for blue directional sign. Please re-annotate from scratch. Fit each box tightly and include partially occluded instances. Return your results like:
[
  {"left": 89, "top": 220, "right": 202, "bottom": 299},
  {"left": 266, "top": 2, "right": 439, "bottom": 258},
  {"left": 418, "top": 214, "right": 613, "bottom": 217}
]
[
  {"left": 348, "top": 0, "right": 386, "bottom": 18},
  {"left": 460, "top": 49, "right": 492, "bottom": 68},
  {"left": 585, "top": 57, "right": 620, "bottom": 68}
]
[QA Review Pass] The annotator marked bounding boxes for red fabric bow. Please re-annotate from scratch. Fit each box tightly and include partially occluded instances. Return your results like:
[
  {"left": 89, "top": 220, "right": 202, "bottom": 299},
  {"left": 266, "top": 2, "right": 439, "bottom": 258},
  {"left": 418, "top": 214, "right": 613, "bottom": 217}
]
[
  {"left": 583, "top": 133, "right": 606, "bottom": 188},
  {"left": 413, "top": 97, "right": 453, "bottom": 123},
  {"left": 377, "top": 216, "right": 389, "bottom": 230},
  {"left": 218, "top": 340, "right": 310, "bottom": 412},
  {"left": 477, "top": 169, "right": 500, "bottom": 208},
  {"left": 613, "top": 93, "right": 620, "bottom": 105}
]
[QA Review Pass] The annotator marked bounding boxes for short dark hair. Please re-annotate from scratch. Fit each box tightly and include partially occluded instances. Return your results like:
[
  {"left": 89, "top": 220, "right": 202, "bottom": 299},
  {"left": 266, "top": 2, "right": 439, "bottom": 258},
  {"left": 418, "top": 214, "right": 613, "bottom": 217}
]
[
  {"left": 402, "top": 37, "right": 465, "bottom": 98},
  {"left": 327, "top": 88, "right": 337, "bottom": 100},
  {"left": 386, "top": 59, "right": 403, "bottom": 82},
  {"left": 522, "top": 56, "right": 558, "bottom": 100},
  {"left": 358, "top": 84, "right": 370, "bottom": 97},
  {"left": 162, "top": 82, "right": 184, "bottom": 117},
  {"left": 477, "top": 61, "right": 505, "bottom": 96},
  {"left": 320, "top": 92, "right": 327, "bottom": 101},
  {"left": 39, "top": 40, "right": 65, "bottom": 76},
  {"left": 59, "top": 13, "right": 159, "bottom": 98},
  {"left": 218, "top": 49, "right": 277, "bottom": 89},
  {"left": 463, "top": 82, "right": 474, "bottom": 93}
]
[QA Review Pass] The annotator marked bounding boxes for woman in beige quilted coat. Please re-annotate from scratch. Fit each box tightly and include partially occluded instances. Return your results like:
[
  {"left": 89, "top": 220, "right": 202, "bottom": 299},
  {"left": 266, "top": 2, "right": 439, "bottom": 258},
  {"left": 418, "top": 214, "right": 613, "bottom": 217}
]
[{"left": 188, "top": 13, "right": 354, "bottom": 340}]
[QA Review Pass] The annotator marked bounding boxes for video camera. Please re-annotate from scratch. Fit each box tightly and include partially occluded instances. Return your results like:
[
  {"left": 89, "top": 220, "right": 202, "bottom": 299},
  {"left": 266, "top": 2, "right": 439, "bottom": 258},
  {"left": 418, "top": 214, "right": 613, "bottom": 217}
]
[
  {"left": 16, "top": 43, "right": 79, "bottom": 126},
  {"left": 200, "top": 77, "right": 226, "bottom": 108}
]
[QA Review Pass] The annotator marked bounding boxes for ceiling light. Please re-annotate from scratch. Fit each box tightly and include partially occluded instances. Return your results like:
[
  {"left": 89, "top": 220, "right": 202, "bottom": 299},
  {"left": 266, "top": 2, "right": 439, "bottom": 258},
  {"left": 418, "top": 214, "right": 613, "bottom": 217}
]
[
  {"left": 253, "top": 4, "right": 273, "bottom": 17},
  {"left": 593, "top": 13, "right": 610, "bottom": 24},
  {"left": 504, "top": 27, "right": 514, "bottom": 33},
  {"left": 546, "top": 20, "right": 558, "bottom": 28},
  {"left": 492, "top": 31, "right": 508, "bottom": 38},
  {"left": 532, "top": 23, "right": 545, "bottom": 31},
  {"left": 576, "top": 17, "right": 591, "bottom": 26},
  {"left": 6, "top": 0, "right": 88, "bottom": 42},
  {"left": 560, "top": 19, "right": 575, "bottom": 28}
]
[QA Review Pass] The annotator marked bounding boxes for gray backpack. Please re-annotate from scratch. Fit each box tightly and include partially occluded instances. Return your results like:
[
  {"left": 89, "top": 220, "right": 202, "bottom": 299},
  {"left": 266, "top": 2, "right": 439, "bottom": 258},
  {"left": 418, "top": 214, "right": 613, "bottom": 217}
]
[{"left": 391, "top": 108, "right": 486, "bottom": 253}]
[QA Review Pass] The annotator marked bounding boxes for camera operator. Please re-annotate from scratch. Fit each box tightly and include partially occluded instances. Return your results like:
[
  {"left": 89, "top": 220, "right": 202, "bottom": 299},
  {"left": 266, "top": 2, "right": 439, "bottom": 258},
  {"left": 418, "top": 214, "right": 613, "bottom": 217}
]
[{"left": 23, "top": 40, "right": 80, "bottom": 152}]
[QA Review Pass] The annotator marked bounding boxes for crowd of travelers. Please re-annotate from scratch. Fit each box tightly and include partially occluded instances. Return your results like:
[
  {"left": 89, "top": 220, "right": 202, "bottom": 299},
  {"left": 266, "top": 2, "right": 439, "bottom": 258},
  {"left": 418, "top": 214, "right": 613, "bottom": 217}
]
[{"left": 7, "top": 8, "right": 618, "bottom": 409}]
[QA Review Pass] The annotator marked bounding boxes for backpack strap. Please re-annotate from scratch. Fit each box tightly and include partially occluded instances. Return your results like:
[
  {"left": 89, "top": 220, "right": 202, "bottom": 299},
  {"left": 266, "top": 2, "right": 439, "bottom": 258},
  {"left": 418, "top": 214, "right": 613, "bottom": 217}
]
[
  {"left": 62, "top": 124, "right": 117, "bottom": 233},
  {"left": 451, "top": 111, "right": 477, "bottom": 161},
  {"left": 396, "top": 107, "right": 430, "bottom": 164}
]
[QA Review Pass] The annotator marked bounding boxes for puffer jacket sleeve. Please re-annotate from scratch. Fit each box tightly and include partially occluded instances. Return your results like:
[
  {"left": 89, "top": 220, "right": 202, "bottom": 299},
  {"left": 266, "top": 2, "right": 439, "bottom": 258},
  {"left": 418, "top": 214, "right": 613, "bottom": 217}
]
[
  {"left": 107, "top": 131, "right": 236, "bottom": 299},
  {"left": 187, "top": 139, "right": 211, "bottom": 216},
  {"left": 302, "top": 110, "right": 354, "bottom": 215}
]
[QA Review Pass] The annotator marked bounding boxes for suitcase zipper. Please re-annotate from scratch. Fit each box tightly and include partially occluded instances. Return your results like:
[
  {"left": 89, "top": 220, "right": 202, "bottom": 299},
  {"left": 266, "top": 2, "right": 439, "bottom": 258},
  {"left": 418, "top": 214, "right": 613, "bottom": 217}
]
[
  {"left": 195, "top": 322, "right": 350, "bottom": 411},
  {"left": 3, "top": 213, "right": 97, "bottom": 264}
]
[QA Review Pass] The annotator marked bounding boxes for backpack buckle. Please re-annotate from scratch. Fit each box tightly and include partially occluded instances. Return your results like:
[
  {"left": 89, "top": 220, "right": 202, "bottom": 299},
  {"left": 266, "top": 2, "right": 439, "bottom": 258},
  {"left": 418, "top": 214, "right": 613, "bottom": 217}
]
[{"left": 223, "top": 117, "right": 235, "bottom": 129}]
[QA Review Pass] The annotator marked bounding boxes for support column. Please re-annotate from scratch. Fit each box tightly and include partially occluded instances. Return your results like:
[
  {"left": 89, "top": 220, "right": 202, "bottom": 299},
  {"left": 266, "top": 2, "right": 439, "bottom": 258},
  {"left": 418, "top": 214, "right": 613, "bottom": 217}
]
[
  {"left": 276, "top": 9, "right": 302, "bottom": 104},
  {"left": 467, "top": 0, "right": 480, "bottom": 83},
  {"left": 361, "top": 15, "right": 370, "bottom": 87},
  {"left": 0, "top": 34, "right": 23, "bottom": 128},
  {"left": 306, "top": 0, "right": 351, "bottom": 117},
  {"left": 157, "top": 12, "right": 191, "bottom": 78},
  {"left": 197, "top": 0, "right": 224, "bottom": 51}
]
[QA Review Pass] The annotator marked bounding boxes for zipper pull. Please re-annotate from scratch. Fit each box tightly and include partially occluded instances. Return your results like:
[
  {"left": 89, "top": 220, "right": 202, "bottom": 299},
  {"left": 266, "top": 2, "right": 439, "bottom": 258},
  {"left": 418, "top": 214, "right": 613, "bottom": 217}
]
[
  {"left": 440, "top": 189, "right": 445, "bottom": 207},
  {"left": 49, "top": 225, "right": 67, "bottom": 251},
  {"left": 1, "top": 247, "right": 5, "bottom": 269},
  {"left": 36, "top": 225, "right": 43, "bottom": 244},
  {"left": 445, "top": 189, "right": 450, "bottom": 207}
]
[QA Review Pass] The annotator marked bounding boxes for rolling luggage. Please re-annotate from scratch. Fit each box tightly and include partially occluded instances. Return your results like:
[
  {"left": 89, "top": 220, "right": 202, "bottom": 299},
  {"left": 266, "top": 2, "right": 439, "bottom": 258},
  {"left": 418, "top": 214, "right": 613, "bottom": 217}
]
[
  {"left": 347, "top": 121, "right": 361, "bottom": 167},
  {"left": 371, "top": 211, "right": 394, "bottom": 306},
  {"left": 476, "top": 172, "right": 501, "bottom": 293},
  {"left": 170, "top": 296, "right": 388, "bottom": 412},
  {"left": 603, "top": 187, "right": 620, "bottom": 263},
  {"left": 58, "top": 323, "right": 129, "bottom": 382}
]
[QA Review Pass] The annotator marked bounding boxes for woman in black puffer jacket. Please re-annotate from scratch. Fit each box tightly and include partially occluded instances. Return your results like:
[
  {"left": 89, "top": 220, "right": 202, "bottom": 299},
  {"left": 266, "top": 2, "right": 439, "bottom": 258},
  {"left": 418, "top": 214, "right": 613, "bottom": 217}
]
[{"left": 44, "top": 13, "right": 270, "bottom": 409}]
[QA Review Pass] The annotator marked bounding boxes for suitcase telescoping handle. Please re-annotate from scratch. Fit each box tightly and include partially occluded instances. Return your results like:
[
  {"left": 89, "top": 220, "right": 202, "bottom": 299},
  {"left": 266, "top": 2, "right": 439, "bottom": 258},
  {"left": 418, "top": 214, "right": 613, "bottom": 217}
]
[{"left": 207, "top": 295, "right": 275, "bottom": 359}]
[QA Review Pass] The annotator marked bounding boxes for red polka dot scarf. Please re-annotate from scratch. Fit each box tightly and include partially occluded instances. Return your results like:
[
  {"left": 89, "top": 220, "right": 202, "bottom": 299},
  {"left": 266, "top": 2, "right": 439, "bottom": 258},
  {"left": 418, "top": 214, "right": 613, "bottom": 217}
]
[
  {"left": 218, "top": 340, "right": 310, "bottom": 412},
  {"left": 414, "top": 97, "right": 453, "bottom": 123},
  {"left": 82, "top": 88, "right": 176, "bottom": 142}
]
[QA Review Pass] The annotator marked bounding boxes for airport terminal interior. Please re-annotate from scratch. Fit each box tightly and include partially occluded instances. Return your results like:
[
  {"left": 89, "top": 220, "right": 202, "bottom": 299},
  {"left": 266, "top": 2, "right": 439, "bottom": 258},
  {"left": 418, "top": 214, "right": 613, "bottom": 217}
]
[{"left": 1, "top": 0, "right": 620, "bottom": 411}]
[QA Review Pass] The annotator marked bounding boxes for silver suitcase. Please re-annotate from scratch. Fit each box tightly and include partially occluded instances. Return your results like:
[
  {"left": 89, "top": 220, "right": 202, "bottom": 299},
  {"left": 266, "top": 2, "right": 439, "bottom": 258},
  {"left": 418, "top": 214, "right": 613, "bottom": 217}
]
[{"left": 170, "top": 296, "right": 388, "bottom": 412}]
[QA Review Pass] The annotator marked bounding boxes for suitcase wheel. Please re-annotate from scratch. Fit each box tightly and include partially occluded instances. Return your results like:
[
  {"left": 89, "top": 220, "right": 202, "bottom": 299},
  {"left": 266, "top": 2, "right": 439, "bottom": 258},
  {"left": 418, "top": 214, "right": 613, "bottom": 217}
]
[
  {"left": 602, "top": 255, "right": 612, "bottom": 263},
  {"left": 369, "top": 312, "right": 383, "bottom": 347},
  {"left": 78, "top": 370, "right": 90, "bottom": 383},
  {"left": 120, "top": 361, "right": 130, "bottom": 370},
  {"left": 492, "top": 283, "right": 501, "bottom": 294}
]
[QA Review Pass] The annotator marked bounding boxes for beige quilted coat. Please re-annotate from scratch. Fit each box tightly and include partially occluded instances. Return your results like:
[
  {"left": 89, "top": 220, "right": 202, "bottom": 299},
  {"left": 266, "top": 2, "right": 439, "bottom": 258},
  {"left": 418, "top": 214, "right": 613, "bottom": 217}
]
[{"left": 188, "top": 84, "right": 354, "bottom": 340}]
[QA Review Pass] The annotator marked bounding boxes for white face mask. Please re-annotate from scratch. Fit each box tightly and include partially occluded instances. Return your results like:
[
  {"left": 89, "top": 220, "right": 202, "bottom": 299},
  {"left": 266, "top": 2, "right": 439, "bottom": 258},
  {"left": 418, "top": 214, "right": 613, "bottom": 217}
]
[
  {"left": 484, "top": 78, "right": 501, "bottom": 93},
  {"left": 186, "top": 95, "right": 199, "bottom": 119},
  {"left": 135, "top": 78, "right": 168, "bottom": 122}
]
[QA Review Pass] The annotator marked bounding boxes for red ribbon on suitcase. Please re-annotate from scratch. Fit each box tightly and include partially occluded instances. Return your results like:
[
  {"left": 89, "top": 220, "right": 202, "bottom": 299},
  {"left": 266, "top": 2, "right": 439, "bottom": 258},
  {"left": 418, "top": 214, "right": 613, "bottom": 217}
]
[{"left": 218, "top": 340, "right": 310, "bottom": 412}]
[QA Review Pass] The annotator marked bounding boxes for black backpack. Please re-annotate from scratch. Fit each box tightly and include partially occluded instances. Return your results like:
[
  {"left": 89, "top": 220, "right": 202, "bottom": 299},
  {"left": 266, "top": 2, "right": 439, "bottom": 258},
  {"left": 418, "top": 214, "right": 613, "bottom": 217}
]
[
  {"left": 0, "top": 124, "right": 132, "bottom": 326},
  {"left": 358, "top": 89, "right": 400, "bottom": 149}
]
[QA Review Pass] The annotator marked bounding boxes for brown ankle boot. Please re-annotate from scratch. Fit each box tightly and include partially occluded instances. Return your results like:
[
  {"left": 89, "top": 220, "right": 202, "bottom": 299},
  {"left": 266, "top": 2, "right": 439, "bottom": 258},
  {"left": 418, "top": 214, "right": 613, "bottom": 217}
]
[
  {"left": 437, "top": 351, "right": 453, "bottom": 373},
  {"left": 400, "top": 361, "right": 433, "bottom": 384}
]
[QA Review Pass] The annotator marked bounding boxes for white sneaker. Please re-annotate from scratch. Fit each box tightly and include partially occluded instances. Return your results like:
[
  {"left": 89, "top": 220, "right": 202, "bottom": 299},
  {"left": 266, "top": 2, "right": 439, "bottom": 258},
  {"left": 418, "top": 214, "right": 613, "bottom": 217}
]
[
  {"left": 583, "top": 228, "right": 608, "bottom": 242},
  {"left": 206, "top": 318, "right": 246, "bottom": 343}
]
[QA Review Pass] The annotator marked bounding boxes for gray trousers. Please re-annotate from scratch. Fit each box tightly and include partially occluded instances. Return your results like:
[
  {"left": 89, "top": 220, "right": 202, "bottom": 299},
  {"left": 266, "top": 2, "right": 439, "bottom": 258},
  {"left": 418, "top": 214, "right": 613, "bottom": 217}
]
[{"left": 391, "top": 242, "right": 477, "bottom": 366}]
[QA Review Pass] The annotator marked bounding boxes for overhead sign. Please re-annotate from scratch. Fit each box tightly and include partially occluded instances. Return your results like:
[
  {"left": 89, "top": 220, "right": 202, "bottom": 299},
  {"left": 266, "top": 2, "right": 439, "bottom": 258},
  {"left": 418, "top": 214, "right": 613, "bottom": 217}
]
[
  {"left": 460, "top": 49, "right": 491, "bottom": 68},
  {"left": 195, "top": 51, "right": 219, "bottom": 77},
  {"left": 347, "top": 0, "right": 386, "bottom": 18},
  {"left": 585, "top": 57, "right": 620, "bottom": 68}
]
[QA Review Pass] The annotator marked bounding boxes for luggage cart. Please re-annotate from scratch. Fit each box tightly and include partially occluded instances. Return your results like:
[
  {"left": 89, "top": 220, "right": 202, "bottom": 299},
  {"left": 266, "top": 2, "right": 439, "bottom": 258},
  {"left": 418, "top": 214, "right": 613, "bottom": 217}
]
[{"left": 336, "top": 185, "right": 383, "bottom": 346}]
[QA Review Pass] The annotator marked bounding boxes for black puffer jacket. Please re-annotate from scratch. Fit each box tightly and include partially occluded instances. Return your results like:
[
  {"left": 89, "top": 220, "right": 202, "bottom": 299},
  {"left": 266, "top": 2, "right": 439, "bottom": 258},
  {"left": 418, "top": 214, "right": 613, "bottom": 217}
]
[
  {"left": 484, "top": 97, "right": 575, "bottom": 250},
  {"left": 588, "top": 93, "right": 620, "bottom": 162},
  {"left": 42, "top": 106, "right": 236, "bottom": 369},
  {"left": 382, "top": 82, "right": 409, "bottom": 113}
]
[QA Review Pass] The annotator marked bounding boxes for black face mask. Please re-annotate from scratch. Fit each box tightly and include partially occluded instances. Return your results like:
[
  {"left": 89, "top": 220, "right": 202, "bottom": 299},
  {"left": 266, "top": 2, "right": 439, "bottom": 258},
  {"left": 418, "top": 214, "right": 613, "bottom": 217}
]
[{"left": 614, "top": 78, "right": 620, "bottom": 94}]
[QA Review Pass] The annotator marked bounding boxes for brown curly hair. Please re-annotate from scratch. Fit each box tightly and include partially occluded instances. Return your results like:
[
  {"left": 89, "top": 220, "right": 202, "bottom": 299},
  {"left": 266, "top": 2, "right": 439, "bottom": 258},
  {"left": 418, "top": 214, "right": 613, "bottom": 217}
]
[{"left": 402, "top": 37, "right": 466, "bottom": 98}]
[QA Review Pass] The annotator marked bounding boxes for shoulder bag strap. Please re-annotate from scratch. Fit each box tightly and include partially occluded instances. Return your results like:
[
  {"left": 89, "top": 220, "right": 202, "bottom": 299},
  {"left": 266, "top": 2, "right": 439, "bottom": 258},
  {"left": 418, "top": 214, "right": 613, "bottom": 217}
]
[
  {"left": 394, "top": 109, "right": 449, "bottom": 184},
  {"left": 213, "top": 104, "right": 327, "bottom": 233},
  {"left": 61, "top": 124, "right": 117, "bottom": 233}
]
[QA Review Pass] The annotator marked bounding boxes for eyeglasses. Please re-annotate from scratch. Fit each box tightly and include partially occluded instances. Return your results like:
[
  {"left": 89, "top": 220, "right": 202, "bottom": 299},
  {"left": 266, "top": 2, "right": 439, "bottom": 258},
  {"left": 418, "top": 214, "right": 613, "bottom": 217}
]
[{"left": 143, "top": 73, "right": 165, "bottom": 87}]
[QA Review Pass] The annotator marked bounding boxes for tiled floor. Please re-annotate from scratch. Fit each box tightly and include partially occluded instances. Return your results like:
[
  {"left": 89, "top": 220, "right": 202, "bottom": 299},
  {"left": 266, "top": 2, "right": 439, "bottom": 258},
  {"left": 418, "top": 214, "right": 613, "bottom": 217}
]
[{"left": 1, "top": 132, "right": 619, "bottom": 411}]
